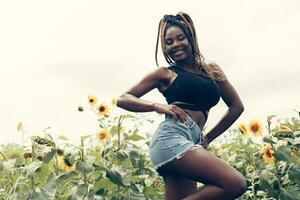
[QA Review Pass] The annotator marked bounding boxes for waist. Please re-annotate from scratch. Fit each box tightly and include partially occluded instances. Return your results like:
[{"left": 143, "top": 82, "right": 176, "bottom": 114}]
[
  {"left": 170, "top": 103, "right": 208, "bottom": 120},
  {"left": 165, "top": 112, "right": 197, "bottom": 128}
]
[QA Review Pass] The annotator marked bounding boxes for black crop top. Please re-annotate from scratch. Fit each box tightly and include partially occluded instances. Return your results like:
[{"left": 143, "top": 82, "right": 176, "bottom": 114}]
[{"left": 160, "top": 65, "right": 221, "bottom": 120}]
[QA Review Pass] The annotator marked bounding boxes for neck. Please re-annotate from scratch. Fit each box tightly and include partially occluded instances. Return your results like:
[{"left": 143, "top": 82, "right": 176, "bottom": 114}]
[{"left": 175, "top": 61, "right": 201, "bottom": 71}]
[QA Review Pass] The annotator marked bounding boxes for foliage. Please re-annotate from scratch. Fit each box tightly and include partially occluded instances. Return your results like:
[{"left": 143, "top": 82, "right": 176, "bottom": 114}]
[{"left": 1, "top": 98, "right": 299, "bottom": 199}]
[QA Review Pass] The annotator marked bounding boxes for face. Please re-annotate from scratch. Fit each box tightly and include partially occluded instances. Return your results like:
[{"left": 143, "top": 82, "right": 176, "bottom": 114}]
[{"left": 164, "top": 26, "right": 193, "bottom": 63}]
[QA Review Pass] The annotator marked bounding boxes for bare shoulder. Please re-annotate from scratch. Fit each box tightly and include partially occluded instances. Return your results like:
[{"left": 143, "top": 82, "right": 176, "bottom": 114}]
[
  {"left": 203, "top": 61, "right": 227, "bottom": 82},
  {"left": 122, "top": 66, "right": 171, "bottom": 98},
  {"left": 150, "top": 66, "right": 174, "bottom": 81},
  {"left": 204, "top": 62, "right": 243, "bottom": 108}
]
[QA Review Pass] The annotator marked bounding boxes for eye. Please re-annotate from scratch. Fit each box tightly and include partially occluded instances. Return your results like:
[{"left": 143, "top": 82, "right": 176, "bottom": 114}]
[
  {"left": 164, "top": 39, "right": 173, "bottom": 45},
  {"left": 177, "top": 35, "right": 186, "bottom": 41}
]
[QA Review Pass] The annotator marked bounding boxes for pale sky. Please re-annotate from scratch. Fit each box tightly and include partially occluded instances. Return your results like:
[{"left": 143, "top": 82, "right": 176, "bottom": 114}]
[{"left": 1, "top": 0, "right": 299, "bottom": 145}]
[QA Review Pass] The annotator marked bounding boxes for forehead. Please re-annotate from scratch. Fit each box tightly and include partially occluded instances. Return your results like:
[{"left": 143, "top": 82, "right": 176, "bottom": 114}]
[{"left": 165, "top": 26, "right": 185, "bottom": 38}]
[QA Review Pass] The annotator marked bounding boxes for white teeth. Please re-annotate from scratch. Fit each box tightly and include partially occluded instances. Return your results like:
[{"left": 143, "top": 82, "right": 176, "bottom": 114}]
[
  {"left": 174, "top": 50, "right": 183, "bottom": 56},
  {"left": 174, "top": 49, "right": 183, "bottom": 53}
]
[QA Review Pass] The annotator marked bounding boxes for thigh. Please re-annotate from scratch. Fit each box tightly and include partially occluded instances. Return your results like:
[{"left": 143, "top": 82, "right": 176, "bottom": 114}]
[
  {"left": 158, "top": 147, "right": 245, "bottom": 188},
  {"left": 162, "top": 173, "right": 197, "bottom": 200}
]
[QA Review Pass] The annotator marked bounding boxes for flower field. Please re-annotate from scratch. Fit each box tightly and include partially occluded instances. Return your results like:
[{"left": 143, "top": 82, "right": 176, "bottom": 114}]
[{"left": 0, "top": 96, "right": 299, "bottom": 200}]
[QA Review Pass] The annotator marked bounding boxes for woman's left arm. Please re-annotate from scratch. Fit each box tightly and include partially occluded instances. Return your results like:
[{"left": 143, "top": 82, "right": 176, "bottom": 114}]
[{"left": 205, "top": 64, "right": 244, "bottom": 144}]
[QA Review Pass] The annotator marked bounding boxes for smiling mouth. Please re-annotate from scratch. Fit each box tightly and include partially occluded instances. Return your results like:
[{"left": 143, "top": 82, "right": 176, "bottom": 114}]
[{"left": 174, "top": 50, "right": 184, "bottom": 56}]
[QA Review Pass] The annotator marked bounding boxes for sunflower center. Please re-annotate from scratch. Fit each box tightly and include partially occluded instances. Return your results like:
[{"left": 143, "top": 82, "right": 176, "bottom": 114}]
[
  {"left": 89, "top": 99, "right": 94, "bottom": 103},
  {"left": 266, "top": 149, "right": 272, "bottom": 158},
  {"left": 251, "top": 124, "right": 259, "bottom": 132},
  {"left": 99, "top": 106, "right": 105, "bottom": 112}
]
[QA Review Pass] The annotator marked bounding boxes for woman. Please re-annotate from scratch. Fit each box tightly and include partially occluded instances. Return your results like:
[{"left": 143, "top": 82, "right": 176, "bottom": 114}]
[{"left": 117, "top": 12, "right": 247, "bottom": 200}]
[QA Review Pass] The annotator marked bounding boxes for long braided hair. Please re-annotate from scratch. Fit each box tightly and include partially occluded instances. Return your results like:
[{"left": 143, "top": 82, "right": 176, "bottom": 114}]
[{"left": 155, "top": 12, "right": 226, "bottom": 81}]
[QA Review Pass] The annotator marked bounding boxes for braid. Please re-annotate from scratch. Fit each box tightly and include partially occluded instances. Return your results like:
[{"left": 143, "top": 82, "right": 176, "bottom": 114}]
[
  {"left": 155, "top": 19, "right": 164, "bottom": 67},
  {"left": 155, "top": 12, "right": 225, "bottom": 81}
]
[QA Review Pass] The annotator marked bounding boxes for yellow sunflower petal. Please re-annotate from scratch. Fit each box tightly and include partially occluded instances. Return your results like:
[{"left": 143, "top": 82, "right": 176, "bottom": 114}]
[
  {"left": 261, "top": 144, "right": 275, "bottom": 165},
  {"left": 88, "top": 95, "right": 97, "bottom": 106},
  {"left": 249, "top": 119, "right": 263, "bottom": 137},
  {"left": 65, "top": 163, "right": 76, "bottom": 173},
  {"left": 96, "top": 128, "right": 110, "bottom": 140},
  {"left": 97, "top": 103, "right": 110, "bottom": 116},
  {"left": 111, "top": 98, "right": 117, "bottom": 106},
  {"left": 238, "top": 122, "right": 249, "bottom": 136},
  {"left": 17, "top": 121, "right": 24, "bottom": 132},
  {"left": 57, "top": 156, "right": 67, "bottom": 170},
  {"left": 278, "top": 124, "right": 293, "bottom": 132}
]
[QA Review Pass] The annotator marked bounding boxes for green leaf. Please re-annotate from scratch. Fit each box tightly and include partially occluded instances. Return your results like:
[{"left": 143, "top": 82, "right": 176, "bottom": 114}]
[
  {"left": 129, "top": 150, "right": 141, "bottom": 160},
  {"left": 80, "top": 135, "right": 92, "bottom": 142},
  {"left": 76, "top": 161, "right": 93, "bottom": 174},
  {"left": 57, "top": 135, "right": 69, "bottom": 141},
  {"left": 129, "top": 191, "right": 146, "bottom": 200},
  {"left": 2, "top": 159, "right": 16, "bottom": 170},
  {"left": 67, "top": 183, "right": 89, "bottom": 200},
  {"left": 289, "top": 164, "right": 300, "bottom": 184},
  {"left": 275, "top": 146, "right": 291, "bottom": 162},
  {"left": 28, "top": 174, "right": 56, "bottom": 200},
  {"left": 263, "top": 136, "right": 276, "bottom": 144},
  {"left": 94, "top": 176, "right": 116, "bottom": 192},
  {"left": 259, "top": 169, "right": 276, "bottom": 186},
  {"left": 283, "top": 185, "right": 300, "bottom": 200},
  {"left": 57, "top": 171, "right": 78, "bottom": 185},
  {"left": 43, "top": 151, "right": 56, "bottom": 164},
  {"left": 122, "top": 114, "right": 136, "bottom": 119},
  {"left": 105, "top": 169, "right": 126, "bottom": 187},
  {"left": 25, "top": 160, "right": 43, "bottom": 176},
  {"left": 116, "top": 150, "right": 128, "bottom": 161},
  {"left": 126, "top": 132, "right": 145, "bottom": 141},
  {"left": 267, "top": 115, "right": 277, "bottom": 121}
]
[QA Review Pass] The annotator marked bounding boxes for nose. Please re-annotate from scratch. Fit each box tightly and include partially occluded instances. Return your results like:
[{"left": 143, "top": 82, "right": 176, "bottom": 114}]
[{"left": 172, "top": 39, "right": 180, "bottom": 48}]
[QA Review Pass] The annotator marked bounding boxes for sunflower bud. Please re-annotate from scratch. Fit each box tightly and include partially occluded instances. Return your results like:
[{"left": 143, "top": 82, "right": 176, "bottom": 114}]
[
  {"left": 78, "top": 106, "right": 84, "bottom": 112},
  {"left": 23, "top": 152, "right": 32, "bottom": 159}
]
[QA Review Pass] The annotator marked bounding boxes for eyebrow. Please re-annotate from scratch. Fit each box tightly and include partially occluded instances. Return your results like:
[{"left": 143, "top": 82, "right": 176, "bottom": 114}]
[{"left": 165, "top": 33, "right": 185, "bottom": 40}]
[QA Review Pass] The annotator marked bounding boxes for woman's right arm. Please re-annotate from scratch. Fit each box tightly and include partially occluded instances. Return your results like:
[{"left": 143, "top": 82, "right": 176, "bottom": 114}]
[
  {"left": 116, "top": 67, "right": 188, "bottom": 122},
  {"left": 116, "top": 67, "right": 167, "bottom": 112}
]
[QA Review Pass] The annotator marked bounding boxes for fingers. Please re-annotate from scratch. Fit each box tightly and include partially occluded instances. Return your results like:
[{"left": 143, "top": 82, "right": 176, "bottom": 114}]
[{"left": 171, "top": 105, "right": 187, "bottom": 123}]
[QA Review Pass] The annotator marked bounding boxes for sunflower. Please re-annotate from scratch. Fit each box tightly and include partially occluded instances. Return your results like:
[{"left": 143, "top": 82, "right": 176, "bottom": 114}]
[
  {"left": 0, "top": 153, "right": 4, "bottom": 161},
  {"left": 278, "top": 124, "right": 293, "bottom": 132},
  {"left": 111, "top": 98, "right": 117, "bottom": 106},
  {"left": 248, "top": 119, "right": 263, "bottom": 137},
  {"left": 97, "top": 102, "right": 110, "bottom": 117},
  {"left": 57, "top": 156, "right": 76, "bottom": 172},
  {"left": 261, "top": 144, "right": 275, "bottom": 165},
  {"left": 238, "top": 122, "right": 248, "bottom": 136},
  {"left": 17, "top": 121, "right": 23, "bottom": 132},
  {"left": 87, "top": 95, "right": 97, "bottom": 106},
  {"left": 97, "top": 128, "right": 110, "bottom": 140},
  {"left": 65, "top": 163, "right": 76, "bottom": 173}
]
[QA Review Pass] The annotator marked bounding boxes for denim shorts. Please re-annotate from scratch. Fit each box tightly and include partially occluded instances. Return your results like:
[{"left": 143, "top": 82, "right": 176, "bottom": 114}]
[{"left": 148, "top": 114, "right": 203, "bottom": 176}]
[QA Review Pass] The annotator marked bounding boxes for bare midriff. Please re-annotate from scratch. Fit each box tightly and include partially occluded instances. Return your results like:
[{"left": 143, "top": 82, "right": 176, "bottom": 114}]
[
  {"left": 159, "top": 68, "right": 208, "bottom": 131},
  {"left": 168, "top": 101, "right": 207, "bottom": 131}
]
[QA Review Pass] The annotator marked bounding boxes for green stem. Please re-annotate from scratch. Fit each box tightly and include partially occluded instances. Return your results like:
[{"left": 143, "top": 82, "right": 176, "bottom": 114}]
[
  {"left": 267, "top": 118, "right": 282, "bottom": 194},
  {"left": 251, "top": 174, "right": 256, "bottom": 199},
  {"left": 117, "top": 116, "right": 123, "bottom": 150},
  {"left": 80, "top": 138, "right": 87, "bottom": 185},
  {"left": 31, "top": 140, "right": 35, "bottom": 190},
  {"left": 54, "top": 154, "right": 59, "bottom": 175}
]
